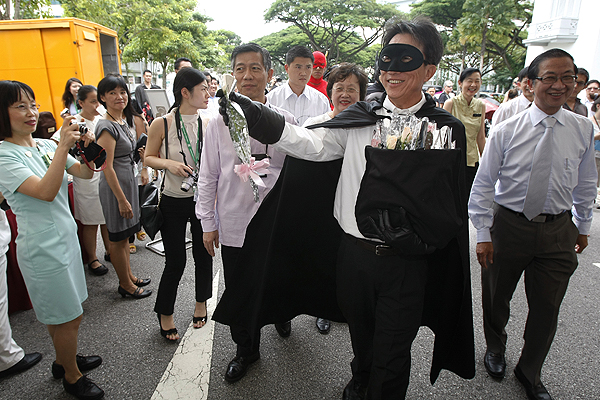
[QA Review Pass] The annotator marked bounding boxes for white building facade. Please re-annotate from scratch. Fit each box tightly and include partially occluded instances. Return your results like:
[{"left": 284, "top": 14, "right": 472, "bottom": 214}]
[{"left": 524, "top": 0, "right": 600, "bottom": 82}]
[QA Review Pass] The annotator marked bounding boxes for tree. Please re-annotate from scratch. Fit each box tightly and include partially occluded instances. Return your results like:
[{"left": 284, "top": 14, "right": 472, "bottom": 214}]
[
  {"left": 265, "top": 0, "right": 401, "bottom": 65},
  {"left": 410, "top": 0, "right": 465, "bottom": 29},
  {"left": 61, "top": 0, "right": 235, "bottom": 85},
  {"left": 1, "top": 0, "right": 52, "bottom": 20}
]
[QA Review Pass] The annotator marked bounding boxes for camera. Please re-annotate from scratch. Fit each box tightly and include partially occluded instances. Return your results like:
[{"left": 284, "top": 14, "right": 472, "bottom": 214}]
[
  {"left": 181, "top": 171, "right": 198, "bottom": 192},
  {"left": 75, "top": 120, "right": 88, "bottom": 136}
]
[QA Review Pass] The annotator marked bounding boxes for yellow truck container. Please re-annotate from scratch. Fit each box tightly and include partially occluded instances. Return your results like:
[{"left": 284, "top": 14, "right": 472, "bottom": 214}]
[{"left": 0, "top": 17, "right": 120, "bottom": 118}]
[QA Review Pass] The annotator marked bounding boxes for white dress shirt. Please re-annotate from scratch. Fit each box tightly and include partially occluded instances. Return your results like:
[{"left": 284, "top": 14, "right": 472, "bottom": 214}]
[
  {"left": 274, "top": 95, "right": 427, "bottom": 239},
  {"left": 491, "top": 94, "right": 532, "bottom": 127},
  {"left": 267, "top": 82, "right": 330, "bottom": 125},
  {"left": 469, "top": 103, "right": 597, "bottom": 243}
]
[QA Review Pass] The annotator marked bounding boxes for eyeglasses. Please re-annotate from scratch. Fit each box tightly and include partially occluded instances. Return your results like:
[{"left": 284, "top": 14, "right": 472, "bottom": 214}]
[
  {"left": 10, "top": 103, "right": 40, "bottom": 113},
  {"left": 586, "top": 87, "right": 600, "bottom": 91},
  {"left": 332, "top": 86, "right": 359, "bottom": 94},
  {"left": 534, "top": 75, "right": 576, "bottom": 85}
]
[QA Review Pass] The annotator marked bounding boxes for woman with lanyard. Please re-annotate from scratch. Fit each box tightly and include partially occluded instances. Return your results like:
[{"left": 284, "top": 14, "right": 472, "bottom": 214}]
[
  {"left": 144, "top": 68, "right": 213, "bottom": 341},
  {"left": 96, "top": 75, "right": 152, "bottom": 300},
  {"left": 0, "top": 80, "right": 104, "bottom": 399}
]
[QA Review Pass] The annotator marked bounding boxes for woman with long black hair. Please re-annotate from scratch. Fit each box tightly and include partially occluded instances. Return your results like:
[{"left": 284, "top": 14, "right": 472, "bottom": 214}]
[{"left": 144, "top": 68, "right": 213, "bottom": 341}]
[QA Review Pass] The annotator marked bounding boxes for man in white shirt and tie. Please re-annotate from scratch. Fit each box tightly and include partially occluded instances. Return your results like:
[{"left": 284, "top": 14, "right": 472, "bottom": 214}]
[{"left": 469, "top": 49, "right": 596, "bottom": 400}]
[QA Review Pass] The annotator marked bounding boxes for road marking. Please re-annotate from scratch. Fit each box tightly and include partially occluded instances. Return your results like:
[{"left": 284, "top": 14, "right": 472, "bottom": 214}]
[
  {"left": 593, "top": 263, "right": 600, "bottom": 269},
  {"left": 151, "top": 270, "right": 220, "bottom": 400}
]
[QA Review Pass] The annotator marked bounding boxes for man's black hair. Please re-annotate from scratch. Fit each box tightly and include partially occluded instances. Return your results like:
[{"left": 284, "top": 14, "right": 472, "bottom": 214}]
[
  {"left": 230, "top": 43, "right": 272, "bottom": 72},
  {"left": 285, "top": 45, "right": 314, "bottom": 65},
  {"left": 527, "top": 48, "right": 575, "bottom": 83},
  {"left": 143, "top": 69, "right": 152, "bottom": 75},
  {"left": 174, "top": 57, "right": 192, "bottom": 71},
  {"left": 382, "top": 16, "right": 443, "bottom": 66},
  {"left": 517, "top": 67, "right": 529, "bottom": 82},
  {"left": 577, "top": 67, "right": 589, "bottom": 85}
]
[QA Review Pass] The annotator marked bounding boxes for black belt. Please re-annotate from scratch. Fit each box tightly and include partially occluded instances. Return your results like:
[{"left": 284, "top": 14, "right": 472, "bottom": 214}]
[
  {"left": 498, "top": 204, "right": 569, "bottom": 223},
  {"left": 350, "top": 235, "right": 398, "bottom": 256}
]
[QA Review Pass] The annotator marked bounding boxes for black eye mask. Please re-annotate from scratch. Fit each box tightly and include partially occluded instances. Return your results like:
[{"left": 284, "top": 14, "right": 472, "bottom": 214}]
[{"left": 378, "top": 44, "right": 424, "bottom": 72}]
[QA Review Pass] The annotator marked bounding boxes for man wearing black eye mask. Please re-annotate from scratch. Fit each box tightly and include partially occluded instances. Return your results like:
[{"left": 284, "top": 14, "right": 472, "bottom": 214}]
[{"left": 214, "top": 16, "right": 474, "bottom": 400}]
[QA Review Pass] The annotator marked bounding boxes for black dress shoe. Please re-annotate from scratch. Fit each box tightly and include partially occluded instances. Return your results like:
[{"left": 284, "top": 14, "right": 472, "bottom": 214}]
[
  {"left": 514, "top": 364, "right": 552, "bottom": 400},
  {"left": 224, "top": 353, "right": 260, "bottom": 383},
  {"left": 52, "top": 355, "right": 103, "bottom": 379},
  {"left": 274, "top": 321, "right": 291, "bottom": 337},
  {"left": 63, "top": 375, "right": 104, "bottom": 400},
  {"left": 316, "top": 317, "right": 331, "bottom": 334},
  {"left": 342, "top": 378, "right": 367, "bottom": 400},
  {"left": 118, "top": 286, "right": 152, "bottom": 299},
  {"left": 0, "top": 352, "right": 42, "bottom": 379},
  {"left": 133, "top": 278, "right": 151, "bottom": 287},
  {"left": 484, "top": 349, "right": 506, "bottom": 379},
  {"left": 87, "top": 260, "right": 108, "bottom": 276}
]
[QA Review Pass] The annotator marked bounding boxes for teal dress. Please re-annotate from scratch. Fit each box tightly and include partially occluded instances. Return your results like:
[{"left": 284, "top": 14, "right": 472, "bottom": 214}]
[{"left": 0, "top": 139, "right": 87, "bottom": 325}]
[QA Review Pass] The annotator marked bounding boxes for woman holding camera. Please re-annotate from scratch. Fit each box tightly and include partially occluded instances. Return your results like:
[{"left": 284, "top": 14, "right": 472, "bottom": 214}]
[
  {"left": 0, "top": 80, "right": 104, "bottom": 399},
  {"left": 96, "top": 75, "right": 151, "bottom": 300},
  {"left": 144, "top": 68, "right": 213, "bottom": 341},
  {"left": 72, "top": 85, "right": 111, "bottom": 276}
]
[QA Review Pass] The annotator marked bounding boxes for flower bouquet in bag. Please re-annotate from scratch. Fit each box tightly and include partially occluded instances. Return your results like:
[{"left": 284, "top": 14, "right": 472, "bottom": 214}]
[{"left": 356, "top": 113, "right": 464, "bottom": 254}]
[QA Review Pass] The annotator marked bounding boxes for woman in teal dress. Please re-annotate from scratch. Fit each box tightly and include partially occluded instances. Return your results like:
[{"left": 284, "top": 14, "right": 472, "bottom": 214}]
[{"left": 0, "top": 81, "right": 104, "bottom": 400}]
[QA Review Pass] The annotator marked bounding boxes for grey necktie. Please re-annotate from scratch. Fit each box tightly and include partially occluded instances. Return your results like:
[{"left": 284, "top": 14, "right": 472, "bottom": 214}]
[{"left": 522, "top": 116, "right": 556, "bottom": 220}]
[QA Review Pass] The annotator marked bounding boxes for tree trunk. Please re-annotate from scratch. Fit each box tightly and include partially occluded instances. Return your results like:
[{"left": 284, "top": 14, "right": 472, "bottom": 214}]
[
  {"left": 161, "top": 61, "right": 168, "bottom": 89},
  {"left": 461, "top": 43, "right": 467, "bottom": 72},
  {"left": 480, "top": 20, "right": 488, "bottom": 72},
  {"left": 1, "top": 0, "right": 11, "bottom": 20},
  {"left": 13, "top": 0, "right": 20, "bottom": 19}
]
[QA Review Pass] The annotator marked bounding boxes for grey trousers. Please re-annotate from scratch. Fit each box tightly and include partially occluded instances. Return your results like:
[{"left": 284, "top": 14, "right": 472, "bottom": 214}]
[{"left": 482, "top": 204, "right": 579, "bottom": 385}]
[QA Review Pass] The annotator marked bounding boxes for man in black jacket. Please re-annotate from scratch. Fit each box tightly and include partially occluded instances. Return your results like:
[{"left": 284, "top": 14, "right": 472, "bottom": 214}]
[{"left": 214, "top": 16, "right": 475, "bottom": 400}]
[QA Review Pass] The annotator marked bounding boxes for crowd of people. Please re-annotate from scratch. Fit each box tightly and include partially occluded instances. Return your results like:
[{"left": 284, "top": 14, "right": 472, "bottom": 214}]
[{"left": 0, "top": 13, "right": 597, "bottom": 400}]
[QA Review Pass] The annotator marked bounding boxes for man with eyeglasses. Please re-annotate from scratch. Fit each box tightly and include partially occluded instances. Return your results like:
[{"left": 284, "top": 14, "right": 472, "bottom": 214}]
[
  {"left": 583, "top": 79, "right": 600, "bottom": 115},
  {"left": 563, "top": 67, "right": 589, "bottom": 117},
  {"left": 469, "top": 48, "right": 596, "bottom": 400}
]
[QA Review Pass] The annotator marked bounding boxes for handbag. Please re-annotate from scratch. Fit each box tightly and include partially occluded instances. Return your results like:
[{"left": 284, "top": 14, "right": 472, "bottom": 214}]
[{"left": 140, "top": 118, "right": 168, "bottom": 240}]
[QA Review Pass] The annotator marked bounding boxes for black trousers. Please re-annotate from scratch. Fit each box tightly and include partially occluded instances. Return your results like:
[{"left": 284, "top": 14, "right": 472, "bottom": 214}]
[
  {"left": 154, "top": 195, "right": 213, "bottom": 316},
  {"left": 221, "top": 245, "right": 260, "bottom": 357},
  {"left": 483, "top": 204, "right": 578, "bottom": 385},
  {"left": 336, "top": 234, "right": 428, "bottom": 400}
]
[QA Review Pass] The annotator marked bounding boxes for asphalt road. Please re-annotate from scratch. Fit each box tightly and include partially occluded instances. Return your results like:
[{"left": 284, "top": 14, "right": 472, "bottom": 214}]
[{"left": 3, "top": 211, "right": 600, "bottom": 399}]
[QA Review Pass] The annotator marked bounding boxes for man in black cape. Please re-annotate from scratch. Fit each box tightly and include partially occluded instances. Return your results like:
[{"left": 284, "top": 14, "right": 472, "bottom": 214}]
[{"left": 213, "top": 16, "right": 476, "bottom": 399}]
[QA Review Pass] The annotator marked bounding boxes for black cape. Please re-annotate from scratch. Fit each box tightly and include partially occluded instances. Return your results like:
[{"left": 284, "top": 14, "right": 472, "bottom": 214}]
[{"left": 212, "top": 94, "right": 476, "bottom": 384}]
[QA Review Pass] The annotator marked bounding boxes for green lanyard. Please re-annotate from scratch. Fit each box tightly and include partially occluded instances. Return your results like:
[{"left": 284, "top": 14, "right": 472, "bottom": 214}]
[{"left": 178, "top": 113, "right": 201, "bottom": 167}]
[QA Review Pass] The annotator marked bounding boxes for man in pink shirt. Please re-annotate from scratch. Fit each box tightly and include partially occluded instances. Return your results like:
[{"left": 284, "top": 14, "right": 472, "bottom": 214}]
[{"left": 196, "top": 43, "right": 295, "bottom": 383}]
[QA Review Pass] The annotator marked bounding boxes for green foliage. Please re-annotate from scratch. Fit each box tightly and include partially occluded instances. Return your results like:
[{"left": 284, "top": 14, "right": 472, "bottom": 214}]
[
  {"left": 1, "top": 0, "right": 52, "bottom": 19},
  {"left": 409, "top": 0, "right": 465, "bottom": 28},
  {"left": 61, "top": 0, "right": 236, "bottom": 81},
  {"left": 412, "top": 0, "right": 531, "bottom": 87},
  {"left": 264, "top": 0, "right": 401, "bottom": 66}
]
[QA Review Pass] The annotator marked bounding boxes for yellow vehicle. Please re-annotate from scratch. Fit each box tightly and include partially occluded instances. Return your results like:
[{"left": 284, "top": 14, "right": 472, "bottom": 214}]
[{"left": 0, "top": 17, "right": 120, "bottom": 118}]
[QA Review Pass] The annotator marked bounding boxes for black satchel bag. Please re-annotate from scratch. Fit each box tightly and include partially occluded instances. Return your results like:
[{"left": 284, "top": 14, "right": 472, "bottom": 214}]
[
  {"left": 355, "top": 146, "right": 464, "bottom": 254},
  {"left": 140, "top": 118, "right": 168, "bottom": 240}
]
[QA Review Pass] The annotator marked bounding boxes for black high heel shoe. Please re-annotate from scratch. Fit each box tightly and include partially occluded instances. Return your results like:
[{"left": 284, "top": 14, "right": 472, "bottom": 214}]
[
  {"left": 157, "top": 313, "right": 178, "bottom": 342},
  {"left": 133, "top": 278, "right": 151, "bottom": 287},
  {"left": 118, "top": 286, "right": 152, "bottom": 299},
  {"left": 193, "top": 302, "right": 208, "bottom": 329}
]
